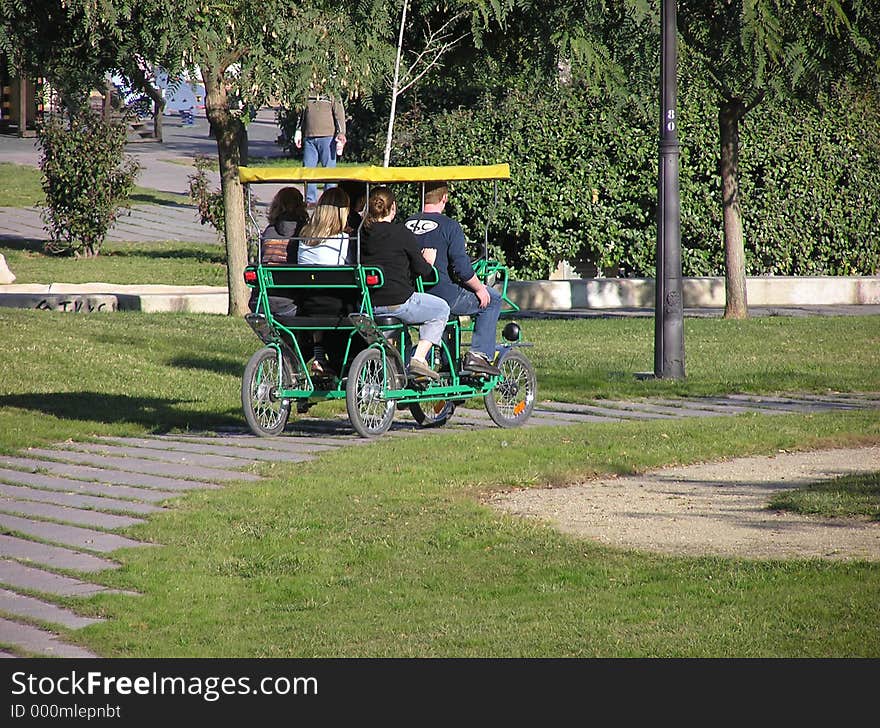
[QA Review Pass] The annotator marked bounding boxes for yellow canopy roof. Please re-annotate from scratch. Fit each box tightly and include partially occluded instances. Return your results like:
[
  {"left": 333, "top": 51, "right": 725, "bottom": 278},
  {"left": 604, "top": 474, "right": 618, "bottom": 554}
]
[{"left": 239, "top": 163, "right": 510, "bottom": 184}]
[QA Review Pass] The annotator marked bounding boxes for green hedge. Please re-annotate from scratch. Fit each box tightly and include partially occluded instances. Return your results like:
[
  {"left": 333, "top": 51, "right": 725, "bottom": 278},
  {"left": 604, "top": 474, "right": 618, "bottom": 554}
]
[
  {"left": 394, "top": 80, "right": 880, "bottom": 280},
  {"left": 738, "top": 85, "right": 880, "bottom": 276}
]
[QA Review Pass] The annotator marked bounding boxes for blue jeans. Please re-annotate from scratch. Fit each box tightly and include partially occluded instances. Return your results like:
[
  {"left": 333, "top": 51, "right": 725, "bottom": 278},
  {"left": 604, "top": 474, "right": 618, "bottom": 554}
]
[
  {"left": 374, "top": 292, "right": 450, "bottom": 346},
  {"left": 302, "top": 135, "right": 337, "bottom": 204},
  {"left": 447, "top": 285, "right": 502, "bottom": 359}
]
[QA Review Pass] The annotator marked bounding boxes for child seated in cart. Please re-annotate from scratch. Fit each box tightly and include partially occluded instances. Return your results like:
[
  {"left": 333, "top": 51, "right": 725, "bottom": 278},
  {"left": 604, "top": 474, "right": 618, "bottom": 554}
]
[{"left": 248, "top": 187, "right": 309, "bottom": 317}]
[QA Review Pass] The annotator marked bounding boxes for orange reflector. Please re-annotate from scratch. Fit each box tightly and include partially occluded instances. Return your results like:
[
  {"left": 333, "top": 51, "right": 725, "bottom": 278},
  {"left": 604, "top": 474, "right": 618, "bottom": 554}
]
[
  {"left": 513, "top": 401, "right": 526, "bottom": 416},
  {"left": 244, "top": 270, "right": 257, "bottom": 284},
  {"left": 365, "top": 274, "right": 380, "bottom": 286}
]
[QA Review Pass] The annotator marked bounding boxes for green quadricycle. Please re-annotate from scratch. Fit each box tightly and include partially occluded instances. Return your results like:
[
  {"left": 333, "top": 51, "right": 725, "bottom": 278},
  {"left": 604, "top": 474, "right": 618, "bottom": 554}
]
[{"left": 239, "top": 163, "right": 537, "bottom": 438}]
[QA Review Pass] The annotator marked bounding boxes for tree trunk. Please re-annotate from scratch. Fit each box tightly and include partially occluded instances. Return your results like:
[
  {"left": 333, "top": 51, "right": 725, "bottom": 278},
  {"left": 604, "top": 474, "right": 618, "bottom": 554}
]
[
  {"left": 128, "top": 65, "right": 165, "bottom": 141},
  {"left": 203, "top": 66, "right": 248, "bottom": 316},
  {"left": 719, "top": 98, "right": 748, "bottom": 319},
  {"left": 152, "top": 99, "right": 164, "bottom": 142}
]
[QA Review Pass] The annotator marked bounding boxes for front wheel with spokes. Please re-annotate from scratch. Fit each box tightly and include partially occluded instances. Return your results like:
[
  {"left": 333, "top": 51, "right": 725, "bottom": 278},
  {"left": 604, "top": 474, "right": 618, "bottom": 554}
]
[
  {"left": 484, "top": 349, "right": 537, "bottom": 428},
  {"left": 242, "top": 346, "right": 294, "bottom": 436},
  {"left": 346, "top": 347, "right": 397, "bottom": 438}
]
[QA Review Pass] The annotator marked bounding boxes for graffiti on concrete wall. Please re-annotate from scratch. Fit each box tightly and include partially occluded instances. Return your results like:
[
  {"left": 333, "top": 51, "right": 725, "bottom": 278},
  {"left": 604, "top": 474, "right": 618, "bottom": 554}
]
[{"left": 0, "top": 294, "right": 121, "bottom": 313}]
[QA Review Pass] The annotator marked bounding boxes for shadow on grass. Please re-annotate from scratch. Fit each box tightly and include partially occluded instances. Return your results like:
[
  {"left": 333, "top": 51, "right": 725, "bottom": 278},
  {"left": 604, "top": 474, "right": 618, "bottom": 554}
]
[
  {"left": 0, "top": 392, "right": 240, "bottom": 431},
  {"left": 105, "top": 246, "right": 225, "bottom": 262},
  {"left": 0, "top": 237, "right": 45, "bottom": 252},
  {"left": 128, "top": 192, "right": 193, "bottom": 207},
  {"left": 168, "top": 355, "right": 243, "bottom": 378}
]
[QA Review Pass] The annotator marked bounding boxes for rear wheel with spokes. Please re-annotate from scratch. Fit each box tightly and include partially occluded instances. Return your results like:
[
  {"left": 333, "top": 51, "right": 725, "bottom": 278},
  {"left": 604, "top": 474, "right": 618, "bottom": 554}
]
[
  {"left": 409, "top": 400, "right": 456, "bottom": 427},
  {"left": 346, "top": 348, "right": 397, "bottom": 438}
]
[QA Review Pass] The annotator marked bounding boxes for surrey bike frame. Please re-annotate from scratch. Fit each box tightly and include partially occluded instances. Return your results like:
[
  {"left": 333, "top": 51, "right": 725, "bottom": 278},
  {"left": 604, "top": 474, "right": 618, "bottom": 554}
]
[{"left": 239, "top": 163, "right": 536, "bottom": 437}]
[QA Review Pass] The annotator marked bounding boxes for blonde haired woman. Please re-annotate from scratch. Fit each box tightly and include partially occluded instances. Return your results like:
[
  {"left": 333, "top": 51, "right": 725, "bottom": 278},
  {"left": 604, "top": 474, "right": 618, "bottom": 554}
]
[
  {"left": 297, "top": 186, "right": 350, "bottom": 266},
  {"left": 296, "top": 187, "right": 353, "bottom": 376}
]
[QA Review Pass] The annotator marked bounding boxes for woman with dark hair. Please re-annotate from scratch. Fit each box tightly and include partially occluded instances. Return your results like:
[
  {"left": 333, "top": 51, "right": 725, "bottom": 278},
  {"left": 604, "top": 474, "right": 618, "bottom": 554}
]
[
  {"left": 261, "top": 186, "right": 309, "bottom": 263},
  {"left": 339, "top": 180, "right": 367, "bottom": 235},
  {"left": 359, "top": 186, "right": 450, "bottom": 381},
  {"left": 249, "top": 187, "right": 309, "bottom": 316}
]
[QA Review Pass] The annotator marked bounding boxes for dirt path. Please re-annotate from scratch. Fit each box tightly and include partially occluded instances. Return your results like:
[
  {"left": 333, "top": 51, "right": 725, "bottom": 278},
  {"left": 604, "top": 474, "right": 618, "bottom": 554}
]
[{"left": 488, "top": 446, "right": 880, "bottom": 561}]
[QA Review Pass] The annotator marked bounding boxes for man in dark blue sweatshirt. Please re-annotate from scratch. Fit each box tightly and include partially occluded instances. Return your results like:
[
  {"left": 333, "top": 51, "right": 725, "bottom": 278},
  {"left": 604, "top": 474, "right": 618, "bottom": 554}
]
[{"left": 405, "top": 182, "right": 502, "bottom": 376}]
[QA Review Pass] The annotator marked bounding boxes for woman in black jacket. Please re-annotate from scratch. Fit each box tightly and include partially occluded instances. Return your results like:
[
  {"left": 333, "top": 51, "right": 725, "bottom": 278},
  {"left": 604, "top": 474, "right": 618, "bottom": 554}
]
[{"left": 359, "top": 186, "right": 450, "bottom": 381}]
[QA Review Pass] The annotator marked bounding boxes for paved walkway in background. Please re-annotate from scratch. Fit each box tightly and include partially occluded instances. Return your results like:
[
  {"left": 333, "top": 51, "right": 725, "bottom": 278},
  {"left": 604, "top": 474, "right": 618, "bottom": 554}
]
[
  {"left": 1, "top": 391, "right": 879, "bottom": 658},
  {"left": 0, "top": 203, "right": 222, "bottom": 245},
  {"left": 0, "top": 108, "right": 287, "bottom": 247}
]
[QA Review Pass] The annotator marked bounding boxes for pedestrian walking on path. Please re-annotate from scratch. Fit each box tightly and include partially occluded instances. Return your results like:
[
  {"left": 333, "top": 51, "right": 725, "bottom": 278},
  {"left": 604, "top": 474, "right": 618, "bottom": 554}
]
[{"left": 293, "top": 93, "right": 347, "bottom": 206}]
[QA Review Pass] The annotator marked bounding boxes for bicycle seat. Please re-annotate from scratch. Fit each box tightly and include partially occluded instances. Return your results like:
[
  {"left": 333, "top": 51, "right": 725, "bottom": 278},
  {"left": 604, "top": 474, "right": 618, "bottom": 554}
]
[{"left": 373, "top": 315, "right": 404, "bottom": 327}]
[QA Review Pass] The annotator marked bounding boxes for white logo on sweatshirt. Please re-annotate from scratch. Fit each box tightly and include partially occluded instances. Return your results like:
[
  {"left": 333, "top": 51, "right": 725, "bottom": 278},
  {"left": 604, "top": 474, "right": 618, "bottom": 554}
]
[{"left": 405, "top": 219, "right": 439, "bottom": 235}]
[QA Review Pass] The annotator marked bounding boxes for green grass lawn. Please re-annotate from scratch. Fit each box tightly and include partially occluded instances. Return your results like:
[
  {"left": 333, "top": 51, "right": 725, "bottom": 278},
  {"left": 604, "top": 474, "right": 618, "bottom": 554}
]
[
  {"left": 0, "top": 162, "right": 44, "bottom": 207},
  {"left": 770, "top": 472, "right": 880, "bottom": 520},
  {"left": 0, "top": 309, "right": 878, "bottom": 657},
  {"left": 1, "top": 240, "right": 226, "bottom": 286},
  {"left": 0, "top": 162, "right": 191, "bottom": 208}
]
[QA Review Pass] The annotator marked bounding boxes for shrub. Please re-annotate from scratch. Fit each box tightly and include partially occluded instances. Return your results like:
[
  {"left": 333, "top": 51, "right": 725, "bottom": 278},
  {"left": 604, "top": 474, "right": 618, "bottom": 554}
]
[
  {"left": 395, "top": 87, "right": 656, "bottom": 279},
  {"left": 394, "top": 78, "right": 880, "bottom": 280},
  {"left": 37, "top": 112, "right": 140, "bottom": 258},
  {"left": 187, "top": 154, "right": 257, "bottom": 258}
]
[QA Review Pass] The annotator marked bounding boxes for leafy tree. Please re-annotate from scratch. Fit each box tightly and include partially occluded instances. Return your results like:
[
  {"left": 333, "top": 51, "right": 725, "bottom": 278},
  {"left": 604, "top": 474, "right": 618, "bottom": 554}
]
[
  {"left": 3, "top": 1, "right": 393, "bottom": 313},
  {"left": 0, "top": 1, "right": 182, "bottom": 127},
  {"left": 0, "top": 2, "right": 169, "bottom": 256},
  {"left": 677, "top": 0, "right": 878, "bottom": 318},
  {"left": 1, "top": 1, "right": 113, "bottom": 109},
  {"left": 171, "top": 0, "right": 391, "bottom": 313}
]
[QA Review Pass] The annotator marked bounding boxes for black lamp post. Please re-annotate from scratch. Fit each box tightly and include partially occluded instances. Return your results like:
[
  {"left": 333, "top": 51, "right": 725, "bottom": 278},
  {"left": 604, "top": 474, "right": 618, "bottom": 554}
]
[{"left": 654, "top": 0, "right": 686, "bottom": 379}]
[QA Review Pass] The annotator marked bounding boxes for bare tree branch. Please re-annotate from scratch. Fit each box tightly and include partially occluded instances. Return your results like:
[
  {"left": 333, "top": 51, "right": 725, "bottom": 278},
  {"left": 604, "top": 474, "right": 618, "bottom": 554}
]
[
  {"left": 384, "top": 8, "right": 468, "bottom": 165},
  {"left": 398, "top": 27, "right": 469, "bottom": 96}
]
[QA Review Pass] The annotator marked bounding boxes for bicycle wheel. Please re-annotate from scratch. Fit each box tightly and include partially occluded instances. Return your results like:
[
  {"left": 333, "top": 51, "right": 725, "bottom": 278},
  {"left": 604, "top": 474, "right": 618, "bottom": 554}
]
[
  {"left": 409, "top": 400, "right": 456, "bottom": 427},
  {"left": 346, "top": 347, "right": 397, "bottom": 438},
  {"left": 484, "top": 350, "right": 537, "bottom": 428},
  {"left": 242, "top": 346, "right": 294, "bottom": 436}
]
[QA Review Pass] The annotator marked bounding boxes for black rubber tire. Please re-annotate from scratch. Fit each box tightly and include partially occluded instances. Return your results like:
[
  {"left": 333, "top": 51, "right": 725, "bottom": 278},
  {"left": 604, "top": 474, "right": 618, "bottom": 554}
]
[
  {"left": 242, "top": 346, "right": 293, "bottom": 436},
  {"left": 346, "top": 347, "right": 397, "bottom": 438},
  {"left": 409, "top": 400, "right": 456, "bottom": 427},
  {"left": 484, "top": 349, "right": 537, "bottom": 428}
]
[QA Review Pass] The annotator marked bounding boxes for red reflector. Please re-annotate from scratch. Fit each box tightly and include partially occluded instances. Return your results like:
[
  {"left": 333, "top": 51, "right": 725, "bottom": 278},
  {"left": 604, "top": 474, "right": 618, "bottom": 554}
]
[
  {"left": 365, "top": 274, "right": 379, "bottom": 286},
  {"left": 244, "top": 270, "right": 257, "bottom": 284}
]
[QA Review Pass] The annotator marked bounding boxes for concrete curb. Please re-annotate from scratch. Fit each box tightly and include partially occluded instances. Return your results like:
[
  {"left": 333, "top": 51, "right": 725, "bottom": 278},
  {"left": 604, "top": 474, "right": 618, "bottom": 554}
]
[
  {"left": 506, "top": 276, "right": 880, "bottom": 310},
  {"left": 0, "top": 277, "right": 879, "bottom": 315},
  {"left": 0, "top": 283, "right": 228, "bottom": 314}
]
